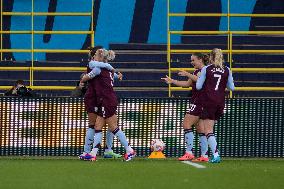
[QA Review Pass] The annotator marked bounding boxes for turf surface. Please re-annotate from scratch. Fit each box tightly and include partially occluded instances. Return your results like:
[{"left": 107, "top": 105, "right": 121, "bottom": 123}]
[{"left": 0, "top": 157, "right": 283, "bottom": 189}]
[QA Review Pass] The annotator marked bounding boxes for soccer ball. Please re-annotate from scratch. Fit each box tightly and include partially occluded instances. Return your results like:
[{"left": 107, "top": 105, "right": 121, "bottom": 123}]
[{"left": 150, "top": 139, "right": 165, "bottom": 152}]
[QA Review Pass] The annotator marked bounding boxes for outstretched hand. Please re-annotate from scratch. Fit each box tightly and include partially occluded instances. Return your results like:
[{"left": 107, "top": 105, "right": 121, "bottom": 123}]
[
  {"left": 79, "top": 82, "right": 85, "bottom": 89},
  {"left": 80, "top": 74, "right": 90, "bottom": 83},
  {"left": 117, "top": 72, "right": 123, "bottom": 81},
  {"left": 161, "top": 75, "right": 174, "bottom": 84},
  {"left": 178, "top": 70, "right": 190, "bottom": 77}
]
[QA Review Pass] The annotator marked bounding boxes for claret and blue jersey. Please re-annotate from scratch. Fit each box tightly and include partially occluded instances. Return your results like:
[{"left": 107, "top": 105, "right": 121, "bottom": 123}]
[{"left": 196, "top": 64, "right": 235, "bottom": 105}]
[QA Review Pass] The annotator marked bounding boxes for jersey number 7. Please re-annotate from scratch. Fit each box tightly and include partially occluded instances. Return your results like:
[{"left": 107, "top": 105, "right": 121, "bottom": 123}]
[{"left": 214, "top": 74, "right": 222, "bottom": 91}]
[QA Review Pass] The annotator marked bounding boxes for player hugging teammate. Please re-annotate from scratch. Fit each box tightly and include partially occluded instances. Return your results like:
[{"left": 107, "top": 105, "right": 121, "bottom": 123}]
[{"left": 162, "top": 48, "right": 234, "bottom": 163}]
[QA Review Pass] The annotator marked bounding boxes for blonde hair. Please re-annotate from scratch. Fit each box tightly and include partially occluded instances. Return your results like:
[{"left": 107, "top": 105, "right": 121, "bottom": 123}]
[
  {"left": 97, "top": 49, "right": 115, "bottom": 62},
  {"left": 106, "top": 50, "right": 115, "bottom": 61},
  {"left": 210, "top": 48, "right": 224, "bottom": 69}
]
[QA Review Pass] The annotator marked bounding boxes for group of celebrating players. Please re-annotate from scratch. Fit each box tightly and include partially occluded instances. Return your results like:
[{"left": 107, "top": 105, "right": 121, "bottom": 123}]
[
  {"left": 162, "top": 49, "right": 234, "bottom": 163},
  {"left": 78, "top": 46, "right": 135, "bottom": 161},
  {"left": 78, "top": 46, "right": 234, "bottom": 163}
]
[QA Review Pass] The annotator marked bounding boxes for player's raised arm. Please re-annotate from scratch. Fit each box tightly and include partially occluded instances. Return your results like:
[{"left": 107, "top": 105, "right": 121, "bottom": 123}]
[
  {"left": 178, "top": 70, "right": 198, "bottom": 82},
  {"left": 161, "top": 75, "right": 192, "bottom": 87},
  {"left": 89, "top": 60, "right": 114, "bottom": 72},
  {"left": 83, "top": 66, "right": 122, "bottom": 82},
  {"left": 80, "top": 67, "right": 102, "bottom": 84}
]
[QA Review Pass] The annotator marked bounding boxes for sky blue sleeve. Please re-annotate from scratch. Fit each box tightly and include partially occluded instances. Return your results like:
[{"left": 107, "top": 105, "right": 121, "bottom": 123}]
[
  {"left": 196, "top": 66, "right": 207, "bottom": 90},
  {"left": 88, "top": 61, "right": 114, "bottom": 71},
  {"left": 226, "top": 69, "right": 235, "bottom": 91},
  {"left": 114, "top": 73, "right": 119, "bottom": 80},
  {"left": 87, "top": 67, "right": 101, "bottom": 79}
]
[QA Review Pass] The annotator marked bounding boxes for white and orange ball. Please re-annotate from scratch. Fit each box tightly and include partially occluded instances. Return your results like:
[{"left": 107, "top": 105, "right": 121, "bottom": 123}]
[{"left": 150, "top": 139, "right": 165, "bottom": 152}]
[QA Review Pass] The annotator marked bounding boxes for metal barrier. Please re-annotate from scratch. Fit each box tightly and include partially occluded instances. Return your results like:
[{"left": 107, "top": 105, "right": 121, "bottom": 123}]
[{"left": 167, "top": 0, "right": 284, "bottom": 97}]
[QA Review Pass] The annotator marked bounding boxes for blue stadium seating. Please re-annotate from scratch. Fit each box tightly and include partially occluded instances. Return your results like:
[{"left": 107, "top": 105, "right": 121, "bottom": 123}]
[
  {"left": 1, "top": 35, "right": 284, "bottom": 97},
  {"left": 109, "top": 39, "right": 284, "bottom": 97}
]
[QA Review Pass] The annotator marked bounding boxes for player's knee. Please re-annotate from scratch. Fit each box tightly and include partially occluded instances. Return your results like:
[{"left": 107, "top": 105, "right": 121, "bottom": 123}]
[
  {"left": 94, "top": 124, "right": 103, "bottom": 130},
  {"left": 182, "top": 122, "right": 192, "bottom": 129}
]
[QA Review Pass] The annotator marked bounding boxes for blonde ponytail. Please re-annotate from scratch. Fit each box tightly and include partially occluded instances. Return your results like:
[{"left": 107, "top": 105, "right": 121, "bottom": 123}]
[
  {"left": 99, "top": 49, "right": 115, "bottom": 62},
  {"left": 210, "top": 48, "right": 224, "bottom": 69},
  {"left": 106, "top": 50, "right": 115, "bottom": 61}
]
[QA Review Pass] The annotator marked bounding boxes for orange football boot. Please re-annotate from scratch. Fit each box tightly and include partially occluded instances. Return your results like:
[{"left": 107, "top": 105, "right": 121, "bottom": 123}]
[
  {"left": 192, "top": 156, "right": 209, "bottom": 162},
  {"left": 178, "top": 152, "right": 195, "bottom": 161}
]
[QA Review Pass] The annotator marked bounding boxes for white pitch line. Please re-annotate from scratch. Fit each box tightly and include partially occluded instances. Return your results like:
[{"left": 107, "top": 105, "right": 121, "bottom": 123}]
[{"left": 181, "top": 161, "right": 206, "bottom": 169}]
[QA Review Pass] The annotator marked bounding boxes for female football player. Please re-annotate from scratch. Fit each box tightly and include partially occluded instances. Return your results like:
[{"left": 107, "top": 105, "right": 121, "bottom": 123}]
[
  {"left": 81, "top": 48, "right": 135, "bottom": 161},
  {"left": 196, "top": 48, "right": 235, "bottom": 163},
  {"left": 161, "top": 53, "right": 209, "bottom": 162},
  {"left": 79, "top": 46, "right": 122, "bottom": 160}
]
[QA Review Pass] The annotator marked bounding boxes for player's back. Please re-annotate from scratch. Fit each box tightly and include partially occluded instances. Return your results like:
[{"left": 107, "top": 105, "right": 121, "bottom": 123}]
[
  {"left": 95, "top": 69, "right": 118, "bottom": 107},
  {"left": 202, "top": 64, "right": 229, "bottom": 105}
]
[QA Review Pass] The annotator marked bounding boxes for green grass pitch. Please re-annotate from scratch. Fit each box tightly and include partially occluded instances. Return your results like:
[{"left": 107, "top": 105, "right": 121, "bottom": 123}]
[{"left": 0, "top": 157, "right": 283, "bottom": 189}]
